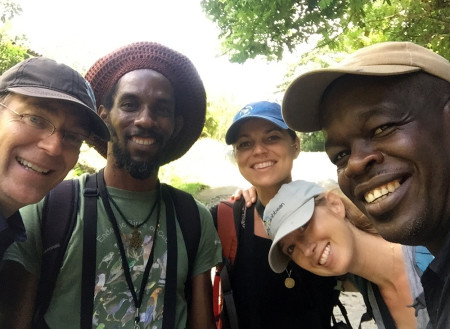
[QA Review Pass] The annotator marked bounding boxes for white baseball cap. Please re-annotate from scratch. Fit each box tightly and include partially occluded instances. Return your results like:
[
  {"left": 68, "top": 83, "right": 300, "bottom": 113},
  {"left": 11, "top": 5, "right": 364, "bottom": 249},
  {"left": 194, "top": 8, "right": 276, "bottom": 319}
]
[{"left": 264, "top": 180, "right": 324, "bottom": 273}]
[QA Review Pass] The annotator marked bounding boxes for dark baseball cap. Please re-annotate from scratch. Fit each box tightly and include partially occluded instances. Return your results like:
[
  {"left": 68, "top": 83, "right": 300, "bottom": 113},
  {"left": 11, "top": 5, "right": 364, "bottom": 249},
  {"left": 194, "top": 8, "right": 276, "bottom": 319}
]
[{"left": 0, "top": 57, "right": 110, "bottom": 140}]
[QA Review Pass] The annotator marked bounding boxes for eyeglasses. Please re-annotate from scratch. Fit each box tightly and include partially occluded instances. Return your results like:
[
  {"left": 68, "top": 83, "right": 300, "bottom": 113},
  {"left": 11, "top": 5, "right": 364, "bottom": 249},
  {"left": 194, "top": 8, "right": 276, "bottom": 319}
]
[{"left": 0, "top": 102, "right": 89, "bottom": 149}]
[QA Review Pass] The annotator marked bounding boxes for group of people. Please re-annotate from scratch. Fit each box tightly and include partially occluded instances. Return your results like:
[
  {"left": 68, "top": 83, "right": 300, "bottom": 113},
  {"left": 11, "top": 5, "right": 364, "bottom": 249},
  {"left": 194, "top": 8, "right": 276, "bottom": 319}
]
[{"left": 0, "top": 39, "right": 447, "bottom": 329}]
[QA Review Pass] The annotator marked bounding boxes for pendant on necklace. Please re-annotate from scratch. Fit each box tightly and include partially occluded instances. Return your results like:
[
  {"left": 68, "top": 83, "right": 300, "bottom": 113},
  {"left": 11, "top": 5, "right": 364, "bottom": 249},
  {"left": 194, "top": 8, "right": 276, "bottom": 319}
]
[
  {"left": 284, "top": 277, "right": 295, "bottom": 289},
  {"left": 129, "top": 227, "right": 143, "bottom": 250}
]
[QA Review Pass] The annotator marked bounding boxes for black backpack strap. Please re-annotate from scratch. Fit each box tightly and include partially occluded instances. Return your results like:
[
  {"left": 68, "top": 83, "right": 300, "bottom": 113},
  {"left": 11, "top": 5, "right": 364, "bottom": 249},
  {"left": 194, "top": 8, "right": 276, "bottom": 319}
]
[
  {"left": 160, "top": 185, "right": 179, "bottom": 329},
  {"left": 33, "top": 179, "right": 80, "bottom": 329},
  {"left": 162, "top": 184, "right": 201, "bottom": 278},
  {"left": 332, "top": 298, "right": 353, "bottom": 329},
  {"left": 80, "top": 173, "right": 99, "bottom": 329},
  {"left": 160, "top": 184, "right": 201, "bottom": 326}
]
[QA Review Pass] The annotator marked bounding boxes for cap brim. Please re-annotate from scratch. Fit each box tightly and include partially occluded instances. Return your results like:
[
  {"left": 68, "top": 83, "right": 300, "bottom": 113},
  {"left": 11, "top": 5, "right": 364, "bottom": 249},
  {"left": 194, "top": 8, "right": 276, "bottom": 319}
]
[
  {"left": 268, "top": 199, "right": 315, "bottom": 273},
  {"left": 225, "top": 115, "right": 289, "bottom": 144},
  {"left": 282, "top": 65, "right": 421, "bottom": 132},
  {"left": 8, "top": 86, "right": 110, "bottom": 141}
]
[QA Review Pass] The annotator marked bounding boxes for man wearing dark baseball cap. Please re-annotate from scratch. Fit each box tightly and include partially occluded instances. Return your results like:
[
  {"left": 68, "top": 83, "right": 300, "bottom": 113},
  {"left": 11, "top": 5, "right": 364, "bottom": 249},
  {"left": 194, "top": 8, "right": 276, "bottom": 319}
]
[
  {"left": 0, "top": 42, "right": 221, "bottom": 329},
  {"left": 282, "top": 41, "right": 450, "bottom": 328},
  {"left": 0, "top": 57, "right": 109, "bottom": 258}
]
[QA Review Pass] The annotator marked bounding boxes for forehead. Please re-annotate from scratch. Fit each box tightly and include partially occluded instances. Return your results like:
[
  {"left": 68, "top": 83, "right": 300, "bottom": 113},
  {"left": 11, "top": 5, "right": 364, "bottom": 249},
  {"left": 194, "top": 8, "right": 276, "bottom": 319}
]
[
  {"left": 6, "top": 93, "right": 88, "bottom": 123},
  {"left": 114, "top": 69, "right": 175, "bottom": 102},
  {"left": 236, "top": 118, "right": 282, "bottom": 138},
  {"left": 321, "top": 75, "right": 417, "bottom": 133}
]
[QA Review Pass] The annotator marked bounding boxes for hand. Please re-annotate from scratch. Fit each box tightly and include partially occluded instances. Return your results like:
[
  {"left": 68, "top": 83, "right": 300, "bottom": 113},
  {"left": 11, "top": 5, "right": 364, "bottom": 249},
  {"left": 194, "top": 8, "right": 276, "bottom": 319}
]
[{"left": 231, "top": 186, "right": 257, "bottom": 208}]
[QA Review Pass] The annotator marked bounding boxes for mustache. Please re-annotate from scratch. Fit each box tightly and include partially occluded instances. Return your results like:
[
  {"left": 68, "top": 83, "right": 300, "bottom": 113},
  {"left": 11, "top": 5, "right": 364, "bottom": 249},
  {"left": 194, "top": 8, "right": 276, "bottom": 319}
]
[{"left": 127, "top": 128, "right": 163, "bottom": 142}]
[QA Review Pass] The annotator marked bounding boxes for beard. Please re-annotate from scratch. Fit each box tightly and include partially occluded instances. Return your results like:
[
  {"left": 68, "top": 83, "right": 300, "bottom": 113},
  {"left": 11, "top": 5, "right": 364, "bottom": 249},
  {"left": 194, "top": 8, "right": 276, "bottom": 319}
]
[
  {"left": 112, "top": 143, "right": 160, "bottom": 180},
  {"left": 109, "top": 125, "right": 162, "bottom": 180}
]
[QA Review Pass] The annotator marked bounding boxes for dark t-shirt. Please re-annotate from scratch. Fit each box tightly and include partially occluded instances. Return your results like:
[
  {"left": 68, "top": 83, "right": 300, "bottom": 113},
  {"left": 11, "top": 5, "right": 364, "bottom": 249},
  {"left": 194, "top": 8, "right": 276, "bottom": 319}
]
[
  {"left": 215, "top": 200, "right": 338, "bottom": 329},
  {"left": 0, "top": 210, "right": 26, "bottom": 259},
  {"left": 421, "top": 229, "right": 450, "bottom": 329}
]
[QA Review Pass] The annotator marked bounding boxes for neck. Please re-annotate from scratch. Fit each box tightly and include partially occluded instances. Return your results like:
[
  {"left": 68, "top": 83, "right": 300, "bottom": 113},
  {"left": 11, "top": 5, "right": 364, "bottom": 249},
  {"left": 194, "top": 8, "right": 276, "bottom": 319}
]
[
  {"left": 425, "top": 229, "right": 448, "bottom": 256},
  {"left": 349, "top": 226, "right": 404, "bottom": 288},
  {"left": 103, "top": 158, "right": 159, "bottom": 192},
  {"left": 0, "top": 200, "right": 18, "bottom": 218},
  {"left": 256, "top": 180, "right": 291, "bottom": 206}
]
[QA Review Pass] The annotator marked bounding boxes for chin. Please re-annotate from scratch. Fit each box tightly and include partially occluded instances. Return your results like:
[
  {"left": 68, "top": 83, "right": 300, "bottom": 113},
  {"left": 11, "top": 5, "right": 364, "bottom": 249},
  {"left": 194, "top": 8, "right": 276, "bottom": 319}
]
[{"left": 374, "top": 216, "right": 425, "bottom": 245}]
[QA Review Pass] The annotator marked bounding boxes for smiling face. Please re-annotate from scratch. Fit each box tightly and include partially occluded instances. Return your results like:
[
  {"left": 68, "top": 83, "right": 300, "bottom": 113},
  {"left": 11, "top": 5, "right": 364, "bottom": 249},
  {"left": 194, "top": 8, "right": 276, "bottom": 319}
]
[
  {"left": 100, "top": 69, "right": 182, "bottom": 180},
  {"left": 233, "top": 118, "right": 299, "bottom": 193},
  {"left": 0, "top": 93, "right": 88, "bottom": 216},
  {"left": 321, "top": 73, "right": 450, "bottom": 251},
  {"left": 278, "top": 193, "right": 355, "bottom": 277}
]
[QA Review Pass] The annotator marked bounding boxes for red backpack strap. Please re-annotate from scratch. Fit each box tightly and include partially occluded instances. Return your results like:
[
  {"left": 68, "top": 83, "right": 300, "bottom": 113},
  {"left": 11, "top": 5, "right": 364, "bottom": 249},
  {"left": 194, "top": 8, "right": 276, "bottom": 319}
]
[
  {"left": 217, "top": 199, "right": 238, "bottom": 263},
  {"left": 213, "top": 199, "right": 242, "bottom": 329}
]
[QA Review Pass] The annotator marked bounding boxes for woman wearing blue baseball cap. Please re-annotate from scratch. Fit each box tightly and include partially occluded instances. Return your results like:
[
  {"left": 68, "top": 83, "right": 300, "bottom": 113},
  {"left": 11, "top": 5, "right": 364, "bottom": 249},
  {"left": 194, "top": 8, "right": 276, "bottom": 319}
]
[
  {"left": 264, "top": 180, "right": 432, "bottom": 329},
  {"left": 211, "top": 101, "right": 338, "bottom": 329}
]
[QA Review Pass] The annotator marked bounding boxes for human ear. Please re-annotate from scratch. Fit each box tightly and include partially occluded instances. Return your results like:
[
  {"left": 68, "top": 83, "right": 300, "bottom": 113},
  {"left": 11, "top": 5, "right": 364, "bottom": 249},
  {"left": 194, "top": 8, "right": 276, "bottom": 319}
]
[
  {"left": 443, "top": 96, "right": 450, "bottom": 115},
  {"left": 293, "top": 136, "right": 301, "bottom": 159},
  {"left": 98, "top": 105, "right": 109, "bottom": 121},
  {"left": 324, "top": 191, "right": 346, "bottom": 219}
]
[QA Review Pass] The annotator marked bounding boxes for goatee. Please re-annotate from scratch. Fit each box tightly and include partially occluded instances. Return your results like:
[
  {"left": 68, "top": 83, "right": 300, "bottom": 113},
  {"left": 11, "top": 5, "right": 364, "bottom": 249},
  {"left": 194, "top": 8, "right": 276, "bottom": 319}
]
[{"left": 112, "top": 142, "right": 160, "bottom": 180}]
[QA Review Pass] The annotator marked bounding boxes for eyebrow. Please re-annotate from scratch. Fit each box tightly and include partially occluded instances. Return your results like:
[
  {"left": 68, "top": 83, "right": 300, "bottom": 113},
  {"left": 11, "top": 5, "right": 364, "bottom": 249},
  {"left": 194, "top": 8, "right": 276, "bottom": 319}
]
[
  {"left": 324, "top": 105, "right": 394, "bottom": 149},
  {"left": 236, "top": 127, "right": 284, "bottom": 139},
  {"left": 117, "top": 92, "right": 174, "bottom": 104}
]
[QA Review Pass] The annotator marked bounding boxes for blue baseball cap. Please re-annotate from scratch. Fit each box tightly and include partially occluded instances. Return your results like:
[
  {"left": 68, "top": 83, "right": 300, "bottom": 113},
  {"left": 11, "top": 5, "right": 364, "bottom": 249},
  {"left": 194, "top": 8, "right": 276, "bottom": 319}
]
[{"left": 225, "top": 101, "right": 289, "bottom": 145}]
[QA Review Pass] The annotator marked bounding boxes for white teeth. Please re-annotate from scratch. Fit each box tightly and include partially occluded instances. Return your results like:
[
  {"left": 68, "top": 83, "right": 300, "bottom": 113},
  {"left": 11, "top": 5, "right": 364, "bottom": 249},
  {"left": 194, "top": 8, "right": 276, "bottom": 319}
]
[
  {"left": 364, "top": 180, "right": 401, "bottom": 203},
  {"left": 17, "top": 157, "right": 49, "bottom": 174},
  {"left": 319, "top": 244, "right": 330, "bottom": 265},
  {"left": 253, "top": 161, "right": 274, "bottom": 169},
  {"left": 132, "top": 137, "right": 155, "bottom": 145}
]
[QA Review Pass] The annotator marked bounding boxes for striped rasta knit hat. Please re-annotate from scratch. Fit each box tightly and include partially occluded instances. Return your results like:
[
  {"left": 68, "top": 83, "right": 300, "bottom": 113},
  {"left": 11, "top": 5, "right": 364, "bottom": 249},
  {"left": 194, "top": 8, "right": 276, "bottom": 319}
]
[{"left": 85, "top": 41, "right": 206, "bottom": 164}]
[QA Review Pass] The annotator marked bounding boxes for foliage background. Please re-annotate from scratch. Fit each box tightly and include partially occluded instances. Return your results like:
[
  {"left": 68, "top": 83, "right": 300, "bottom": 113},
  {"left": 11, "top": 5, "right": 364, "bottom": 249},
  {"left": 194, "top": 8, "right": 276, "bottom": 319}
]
[{"left": 2, "top": 0, "right": 449, "bottom": 161}]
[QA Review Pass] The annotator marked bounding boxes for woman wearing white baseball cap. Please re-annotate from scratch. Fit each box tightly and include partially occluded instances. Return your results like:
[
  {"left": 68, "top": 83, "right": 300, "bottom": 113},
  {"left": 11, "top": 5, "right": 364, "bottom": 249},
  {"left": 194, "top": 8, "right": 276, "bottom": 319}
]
[{"left": 264, "top": 180, "right": 432, "bottom": 329}]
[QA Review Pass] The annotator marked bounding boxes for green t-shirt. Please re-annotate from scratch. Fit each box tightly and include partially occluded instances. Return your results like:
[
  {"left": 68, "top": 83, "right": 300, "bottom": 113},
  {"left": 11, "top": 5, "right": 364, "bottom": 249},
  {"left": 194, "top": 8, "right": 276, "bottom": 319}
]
[{"left": 4, "top": 173, "right": 222, "bottom": 329}]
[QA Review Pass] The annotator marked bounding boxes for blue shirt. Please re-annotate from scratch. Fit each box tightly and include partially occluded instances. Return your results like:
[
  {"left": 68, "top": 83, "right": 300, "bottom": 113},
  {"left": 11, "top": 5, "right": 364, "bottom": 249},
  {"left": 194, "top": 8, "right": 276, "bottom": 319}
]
[{"left": 0, "top": 210, "right": 26, "bottom": 259}]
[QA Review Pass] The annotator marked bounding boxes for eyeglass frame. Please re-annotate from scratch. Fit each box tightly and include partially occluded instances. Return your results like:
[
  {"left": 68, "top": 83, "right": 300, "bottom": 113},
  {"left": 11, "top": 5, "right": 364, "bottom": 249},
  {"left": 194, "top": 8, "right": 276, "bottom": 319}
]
[{"left": 0, "top": 101, "right": 90, "bottom": 149}]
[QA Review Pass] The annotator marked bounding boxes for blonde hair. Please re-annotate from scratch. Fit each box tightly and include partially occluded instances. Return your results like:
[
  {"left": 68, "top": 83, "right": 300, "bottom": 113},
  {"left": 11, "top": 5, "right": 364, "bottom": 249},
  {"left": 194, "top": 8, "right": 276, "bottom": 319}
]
[{"left": 315, "top": 184, "right": 378, "bottom": 236}]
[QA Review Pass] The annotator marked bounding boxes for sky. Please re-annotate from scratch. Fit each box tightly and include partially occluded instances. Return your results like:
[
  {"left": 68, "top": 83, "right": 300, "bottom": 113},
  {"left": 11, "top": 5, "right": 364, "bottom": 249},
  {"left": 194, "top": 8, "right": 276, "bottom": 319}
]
[{"left": 10, "top": 0, "right": 298, "bottom": 106}]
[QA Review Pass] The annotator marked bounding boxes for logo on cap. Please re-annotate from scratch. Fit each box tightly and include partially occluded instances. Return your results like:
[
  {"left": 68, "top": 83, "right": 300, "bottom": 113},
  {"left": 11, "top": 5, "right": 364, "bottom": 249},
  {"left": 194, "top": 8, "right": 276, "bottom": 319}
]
[
  {"left": 263, "top": 202, "right": 285, "bottom": 237},
  {"left": 238, "top": 105, "right": 252, "bottom": 118}
]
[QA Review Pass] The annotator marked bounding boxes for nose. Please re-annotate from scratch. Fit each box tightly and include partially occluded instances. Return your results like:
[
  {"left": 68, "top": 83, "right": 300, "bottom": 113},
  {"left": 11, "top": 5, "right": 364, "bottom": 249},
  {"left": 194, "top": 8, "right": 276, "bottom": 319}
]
[
  {"left": 37, "top": 131, "right": 64, "bottom": 156},
  {"left": 134, "top": 107, "right": 157, "bottom": 129},
  {"left": 344, "top": 141, "right": 384, "bottom": 178},
  {"left": 252, "top": 141, "right": 268, "bottom": 155},
  {"left": 297, "top": 239, "right": 316, "bottom": 258}
]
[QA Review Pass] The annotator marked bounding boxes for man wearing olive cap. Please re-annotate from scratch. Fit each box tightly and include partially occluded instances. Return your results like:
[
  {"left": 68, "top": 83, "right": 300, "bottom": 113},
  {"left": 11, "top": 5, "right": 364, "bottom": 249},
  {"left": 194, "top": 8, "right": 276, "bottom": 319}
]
[{"left": 282, "top": 41, "right": 450, "bottom": 328}]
